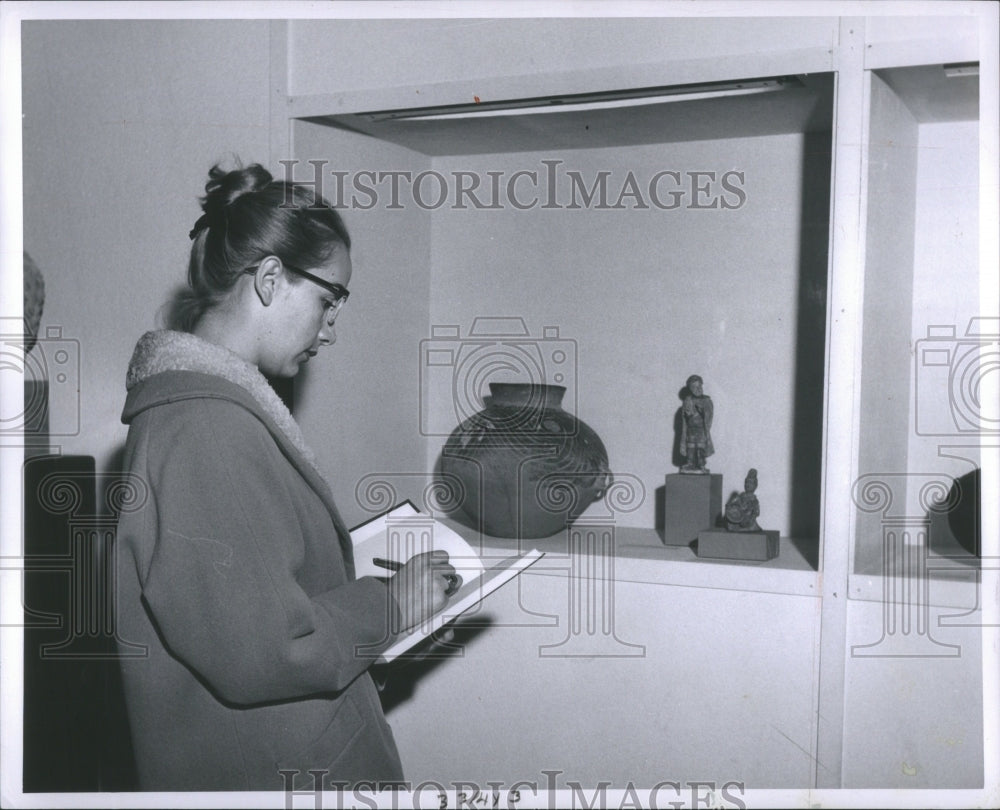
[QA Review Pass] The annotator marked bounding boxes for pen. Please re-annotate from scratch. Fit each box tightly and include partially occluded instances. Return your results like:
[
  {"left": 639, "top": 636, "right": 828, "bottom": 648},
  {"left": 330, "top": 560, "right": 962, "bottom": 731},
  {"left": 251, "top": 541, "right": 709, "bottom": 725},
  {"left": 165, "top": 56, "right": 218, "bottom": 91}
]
[{"left": 372, "top": 557, "right": 462, "bottom": 596}]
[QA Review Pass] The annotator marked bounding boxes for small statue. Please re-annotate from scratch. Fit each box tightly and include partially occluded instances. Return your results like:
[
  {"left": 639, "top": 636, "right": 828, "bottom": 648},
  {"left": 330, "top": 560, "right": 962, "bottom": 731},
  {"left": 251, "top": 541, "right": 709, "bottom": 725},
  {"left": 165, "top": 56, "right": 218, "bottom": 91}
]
[
  {"left": 725, "top": 468, "right": 761, "bottom": 532},
  {"left": 679, "top": 374, "right": 714, "bottom": 474}
]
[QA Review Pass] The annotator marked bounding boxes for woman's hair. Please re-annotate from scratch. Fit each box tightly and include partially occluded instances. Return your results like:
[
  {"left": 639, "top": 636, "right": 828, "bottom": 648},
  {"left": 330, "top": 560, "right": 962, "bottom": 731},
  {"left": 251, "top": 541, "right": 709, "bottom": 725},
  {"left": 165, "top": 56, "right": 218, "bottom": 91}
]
[{"left": 170, "top": 162, "right": 350, "bottom": 331}]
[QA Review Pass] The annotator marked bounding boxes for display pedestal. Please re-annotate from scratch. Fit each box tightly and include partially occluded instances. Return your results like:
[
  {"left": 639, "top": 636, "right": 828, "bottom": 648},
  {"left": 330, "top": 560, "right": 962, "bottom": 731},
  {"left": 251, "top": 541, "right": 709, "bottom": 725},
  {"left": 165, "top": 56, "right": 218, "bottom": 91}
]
[
  {"left": 696, "top": 528, "right": 780, "bottom": 561},
  {"left": 660, "top": 473, "right": 722, "bottom": 546}
]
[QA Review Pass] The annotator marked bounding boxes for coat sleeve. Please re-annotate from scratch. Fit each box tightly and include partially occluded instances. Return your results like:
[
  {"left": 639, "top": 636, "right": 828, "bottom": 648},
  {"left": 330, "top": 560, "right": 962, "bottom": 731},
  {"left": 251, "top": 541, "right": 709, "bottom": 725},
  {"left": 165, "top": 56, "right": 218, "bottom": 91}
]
[{"left": 137, "top": 397, "right": 401, "bottom": 706}]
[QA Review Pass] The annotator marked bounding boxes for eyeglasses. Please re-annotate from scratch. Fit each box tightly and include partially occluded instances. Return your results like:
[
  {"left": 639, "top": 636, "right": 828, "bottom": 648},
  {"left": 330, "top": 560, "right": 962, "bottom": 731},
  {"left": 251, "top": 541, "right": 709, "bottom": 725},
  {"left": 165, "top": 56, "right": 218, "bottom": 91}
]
[{"left": 243, "top": 261, "right": 350, "bottom": 322}]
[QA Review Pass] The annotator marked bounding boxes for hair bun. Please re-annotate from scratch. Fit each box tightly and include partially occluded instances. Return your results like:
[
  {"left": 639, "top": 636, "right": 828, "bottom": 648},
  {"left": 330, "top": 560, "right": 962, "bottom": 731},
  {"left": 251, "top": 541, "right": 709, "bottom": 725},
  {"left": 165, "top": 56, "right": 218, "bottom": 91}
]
[{"left": 201, "top": 162, "right": 273, "bottom": 215}]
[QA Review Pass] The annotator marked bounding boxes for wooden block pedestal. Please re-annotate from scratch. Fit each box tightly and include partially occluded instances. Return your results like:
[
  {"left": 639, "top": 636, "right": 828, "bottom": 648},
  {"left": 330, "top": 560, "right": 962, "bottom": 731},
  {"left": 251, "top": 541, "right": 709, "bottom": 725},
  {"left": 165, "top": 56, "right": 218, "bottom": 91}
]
[
  {"left": 696, "top": 528, "right": 780, "bottom": 561},
  {"left": 660, "top": 473, "right": 722, "bottom": 546}
]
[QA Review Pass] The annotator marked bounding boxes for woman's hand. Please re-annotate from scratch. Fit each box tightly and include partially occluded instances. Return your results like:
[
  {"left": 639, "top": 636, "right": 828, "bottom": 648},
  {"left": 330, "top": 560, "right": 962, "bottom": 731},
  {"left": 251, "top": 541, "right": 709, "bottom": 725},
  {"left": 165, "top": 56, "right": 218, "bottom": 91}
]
[{"left": 387, "top": 550, "right": 461, "bottom": 634}]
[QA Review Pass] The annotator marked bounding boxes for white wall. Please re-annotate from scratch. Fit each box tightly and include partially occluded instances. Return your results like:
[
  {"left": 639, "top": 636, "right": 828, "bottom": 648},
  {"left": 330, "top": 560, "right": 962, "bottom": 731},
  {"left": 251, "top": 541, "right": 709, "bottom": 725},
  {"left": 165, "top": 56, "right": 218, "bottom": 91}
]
[
  {"left": 385, "top": 565, "right": 822, "bottom": 788},
  {"left": 21, "top": 20, "right": 273, "bottom": 476},
  {"left": 841, "top": 597, "right": 983, "bottom": 788},
  {"left": 287, "top": 17, "right": 840, "bottom": 98},
  {"left": 905, "top": 119, "right": 981, "bottom": 517},
  {"left": 842, "top": 78, "right": 984, "bottom": 791},
  {"left": 857, "top": 71, "right": 919, "bottom": 484},
  {"left": 854, "top": 97, "right": 981, "bottom": 571},
  {"left": 290, "top": 120, "right": 434, "bottom": 527}
]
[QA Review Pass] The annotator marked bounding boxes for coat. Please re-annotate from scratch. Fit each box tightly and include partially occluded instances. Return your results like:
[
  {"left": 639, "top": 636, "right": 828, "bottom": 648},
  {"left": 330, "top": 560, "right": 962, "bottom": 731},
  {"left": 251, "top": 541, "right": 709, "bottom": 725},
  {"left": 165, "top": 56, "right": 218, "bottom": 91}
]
[{"left": 115, "top": 330, "right": 404, "bottom": 791}]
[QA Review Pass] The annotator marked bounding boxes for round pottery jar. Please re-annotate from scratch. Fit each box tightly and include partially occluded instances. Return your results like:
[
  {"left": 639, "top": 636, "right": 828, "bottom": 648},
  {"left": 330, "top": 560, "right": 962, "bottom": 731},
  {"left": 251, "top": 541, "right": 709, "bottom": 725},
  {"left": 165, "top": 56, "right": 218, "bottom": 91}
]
[{"left": 440, "top": 383, "right": 612, "bottom": 539}]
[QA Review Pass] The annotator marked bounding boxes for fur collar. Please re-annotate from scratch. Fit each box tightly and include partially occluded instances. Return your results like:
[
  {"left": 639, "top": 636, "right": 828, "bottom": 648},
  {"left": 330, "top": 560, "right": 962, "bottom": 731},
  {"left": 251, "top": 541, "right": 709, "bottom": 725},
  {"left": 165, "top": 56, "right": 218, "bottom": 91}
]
[{"left": 126, "top": 330, "right": 320, "bottom": 474}]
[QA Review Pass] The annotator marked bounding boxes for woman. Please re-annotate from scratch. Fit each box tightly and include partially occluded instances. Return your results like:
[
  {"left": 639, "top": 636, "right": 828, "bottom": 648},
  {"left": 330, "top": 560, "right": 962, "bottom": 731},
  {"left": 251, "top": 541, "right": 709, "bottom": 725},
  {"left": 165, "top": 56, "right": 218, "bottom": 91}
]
[{"left": 115, "top": 163, "right": 456, "bottom": 791}]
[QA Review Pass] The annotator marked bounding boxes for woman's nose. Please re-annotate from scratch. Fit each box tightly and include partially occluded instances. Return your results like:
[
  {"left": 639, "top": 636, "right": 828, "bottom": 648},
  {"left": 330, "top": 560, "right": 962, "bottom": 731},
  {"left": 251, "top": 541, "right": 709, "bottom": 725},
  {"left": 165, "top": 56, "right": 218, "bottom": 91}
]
[{"left": 317, "top": 321, "right": 336, "bottom": 347}]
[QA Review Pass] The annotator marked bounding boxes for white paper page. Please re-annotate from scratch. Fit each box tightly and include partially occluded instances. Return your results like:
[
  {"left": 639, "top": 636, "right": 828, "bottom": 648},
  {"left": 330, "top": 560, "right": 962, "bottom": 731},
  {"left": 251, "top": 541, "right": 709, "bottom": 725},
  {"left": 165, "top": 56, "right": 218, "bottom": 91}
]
[{"left": 376, "top": 548, "right": 544, "bottom": 663}]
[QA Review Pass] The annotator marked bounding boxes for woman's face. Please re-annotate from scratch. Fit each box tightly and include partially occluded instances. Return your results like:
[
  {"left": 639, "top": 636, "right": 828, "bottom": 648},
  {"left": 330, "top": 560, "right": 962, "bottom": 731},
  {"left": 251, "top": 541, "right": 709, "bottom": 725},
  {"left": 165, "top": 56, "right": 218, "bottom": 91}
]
[{"left": 259, "top": 247, "right": 353, "bottom": 378}]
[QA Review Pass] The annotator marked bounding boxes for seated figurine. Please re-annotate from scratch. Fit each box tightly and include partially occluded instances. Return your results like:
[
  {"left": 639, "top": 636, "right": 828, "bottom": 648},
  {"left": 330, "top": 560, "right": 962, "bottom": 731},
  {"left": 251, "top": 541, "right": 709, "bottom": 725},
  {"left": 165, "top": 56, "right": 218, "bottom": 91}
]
[{"left": 725, "top": 468, "right": 761, "bottom": 532}]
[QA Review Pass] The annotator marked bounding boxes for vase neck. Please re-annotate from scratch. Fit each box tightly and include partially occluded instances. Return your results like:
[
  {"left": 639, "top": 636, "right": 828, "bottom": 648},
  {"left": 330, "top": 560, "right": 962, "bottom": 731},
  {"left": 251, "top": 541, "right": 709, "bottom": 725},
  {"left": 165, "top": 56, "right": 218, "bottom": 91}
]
[{"left": 488, "top": 383, "right": 566, "bottom": 410}]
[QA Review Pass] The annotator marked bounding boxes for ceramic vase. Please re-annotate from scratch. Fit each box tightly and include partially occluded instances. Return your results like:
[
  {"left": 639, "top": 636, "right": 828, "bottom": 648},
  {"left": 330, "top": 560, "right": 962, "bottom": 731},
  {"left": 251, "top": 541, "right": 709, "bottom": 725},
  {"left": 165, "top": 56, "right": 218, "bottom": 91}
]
[{"left": 440, "top": 383, "right": 611, "bottom": 539}]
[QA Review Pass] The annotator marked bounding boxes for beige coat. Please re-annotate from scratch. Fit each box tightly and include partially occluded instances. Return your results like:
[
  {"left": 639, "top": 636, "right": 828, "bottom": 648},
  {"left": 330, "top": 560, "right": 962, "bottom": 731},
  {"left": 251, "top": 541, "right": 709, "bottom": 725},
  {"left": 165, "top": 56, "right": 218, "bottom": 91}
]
[{"left": 116, "top": 330, "right": 403, "bottom": 791}]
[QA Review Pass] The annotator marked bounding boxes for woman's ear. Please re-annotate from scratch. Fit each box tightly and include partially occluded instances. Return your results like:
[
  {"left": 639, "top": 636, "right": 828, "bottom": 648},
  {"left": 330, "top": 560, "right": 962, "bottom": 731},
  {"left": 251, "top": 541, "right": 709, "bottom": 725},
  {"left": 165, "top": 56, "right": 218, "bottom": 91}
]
[{"left": 252, "top": 255, "right": 282, "bottom": 306}]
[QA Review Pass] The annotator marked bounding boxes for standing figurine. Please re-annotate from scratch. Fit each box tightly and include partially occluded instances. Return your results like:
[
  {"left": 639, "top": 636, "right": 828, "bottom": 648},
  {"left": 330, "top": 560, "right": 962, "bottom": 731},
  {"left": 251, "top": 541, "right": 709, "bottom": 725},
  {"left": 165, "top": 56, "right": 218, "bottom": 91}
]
[
  {"left": 679, "top": 374, "right": 714, "bottom": 474},
  {"left": 725, "top": 468, "right": 761, "bottom": 532}
]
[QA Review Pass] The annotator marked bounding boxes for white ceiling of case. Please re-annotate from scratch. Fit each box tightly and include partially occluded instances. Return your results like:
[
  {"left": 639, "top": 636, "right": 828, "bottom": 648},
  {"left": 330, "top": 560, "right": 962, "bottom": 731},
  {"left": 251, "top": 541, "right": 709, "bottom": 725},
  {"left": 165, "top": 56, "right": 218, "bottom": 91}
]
[
  {"left": 875, "top": 64, "right": 979, "bottom": 124},
  {"left": 306, "top": 74, "right": 836, "bottom": 156}
]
